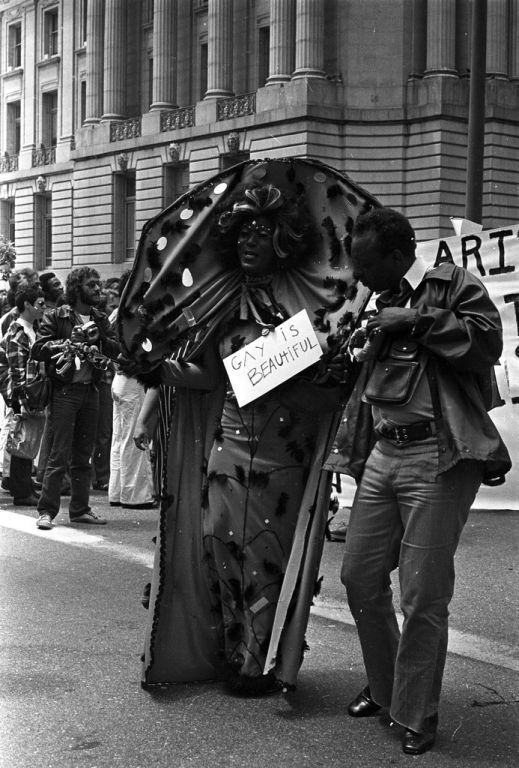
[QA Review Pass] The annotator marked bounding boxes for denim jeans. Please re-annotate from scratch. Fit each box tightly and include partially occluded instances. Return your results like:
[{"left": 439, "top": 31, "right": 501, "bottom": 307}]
[
  {"left": 341, "top": 437, "right": 482, "bottom": 733},
  {"left": 37, "top": 382, "right": 99, "bottom": 519}
]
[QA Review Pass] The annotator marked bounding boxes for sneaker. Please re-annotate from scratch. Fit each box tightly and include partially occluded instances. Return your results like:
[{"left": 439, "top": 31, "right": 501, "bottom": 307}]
[
  {"left": 36, "top": 513, "right": 53, "bottom": 530},
  {"left": 70, "top": 510, "right": 107, "bottom": 525}
]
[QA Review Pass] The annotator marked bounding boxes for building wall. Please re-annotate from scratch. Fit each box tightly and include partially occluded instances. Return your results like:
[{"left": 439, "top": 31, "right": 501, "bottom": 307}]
[{"left": 0, "top": 0, "right": 518, "bottom": 281}]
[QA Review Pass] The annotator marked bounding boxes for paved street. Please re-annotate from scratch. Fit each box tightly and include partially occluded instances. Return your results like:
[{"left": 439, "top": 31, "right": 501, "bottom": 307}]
[{"left": 1, "top": 489, "right": 518, "bottom": 768}]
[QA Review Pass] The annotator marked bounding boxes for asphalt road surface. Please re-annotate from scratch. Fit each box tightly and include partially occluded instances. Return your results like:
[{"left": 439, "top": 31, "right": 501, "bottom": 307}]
[{"left": 1, "top": 491, "right": 518, "bottom": 768}]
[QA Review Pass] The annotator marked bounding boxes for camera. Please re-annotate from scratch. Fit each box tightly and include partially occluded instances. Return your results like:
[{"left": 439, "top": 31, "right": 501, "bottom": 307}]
[{"left": 81, "top": 320, "right": 99, "bottom": 343}]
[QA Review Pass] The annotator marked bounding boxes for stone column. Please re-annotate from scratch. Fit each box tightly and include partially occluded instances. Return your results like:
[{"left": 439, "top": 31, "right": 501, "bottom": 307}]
[
  {"left": 292, "top": 0, "right": 325, "bottom": 80},
  {"left": 84, "top": 0, "right": 104, "bottom": 124},
  {"left": 205, "top": 0, "right": 234, "bottom": 98},
  {"left": 56, "top": 0, "right": 75, "bottom": 158},
  {"left": 102, "top": 0, "right": 126, "bottom": 120},
  {"left": 17, "top": 2, "right": 36, "bottom": 169},
  {"left": 424, "top": 0, "right": 457, "bottom": 76},
  {"left": 487, "top": 0, "right": 508, "bottom": 78},
  {"left": 267, "top": 0, "right": 296, "bottom": 85},
  {"left": 150, "top": 0, "right": 177, "bottom": 109}
]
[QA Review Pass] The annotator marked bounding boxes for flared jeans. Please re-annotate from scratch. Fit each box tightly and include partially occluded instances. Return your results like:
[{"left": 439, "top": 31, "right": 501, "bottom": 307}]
[{"left": 341, "top": 436, "right": 482, "bottom": 733}]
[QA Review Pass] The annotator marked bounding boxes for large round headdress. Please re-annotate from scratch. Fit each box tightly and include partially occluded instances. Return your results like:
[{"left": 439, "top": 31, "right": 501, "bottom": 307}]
[{"left": 118, "top": 158, "right": 379, "bottom": 368}]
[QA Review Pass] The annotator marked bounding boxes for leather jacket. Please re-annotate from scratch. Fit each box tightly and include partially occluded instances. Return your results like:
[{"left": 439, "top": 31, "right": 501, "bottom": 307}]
[
  {"left": 32, "top": 304, "right": 120, "bottom": 384},
  {"left": 325, "top": 262, "right": 512, "bottom": 485}
]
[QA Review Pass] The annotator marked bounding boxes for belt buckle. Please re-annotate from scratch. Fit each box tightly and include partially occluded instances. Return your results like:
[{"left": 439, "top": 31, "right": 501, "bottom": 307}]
[{"left": 394, "top": 426, "right": 408, "bottom": 444}]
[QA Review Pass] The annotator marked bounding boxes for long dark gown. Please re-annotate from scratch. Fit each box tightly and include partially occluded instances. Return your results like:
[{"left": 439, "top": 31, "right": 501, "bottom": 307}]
[{"left": 204, "top": 316, "right": 322, "bottom": 679}]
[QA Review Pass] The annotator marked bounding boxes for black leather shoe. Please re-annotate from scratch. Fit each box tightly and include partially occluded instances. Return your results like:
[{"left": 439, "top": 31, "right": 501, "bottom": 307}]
[
  {"left": 347, "top": 686, "right": 382, "bottom": 717},
  {"left": 402, "top": 714, "right": 438, "bottom": 755}
]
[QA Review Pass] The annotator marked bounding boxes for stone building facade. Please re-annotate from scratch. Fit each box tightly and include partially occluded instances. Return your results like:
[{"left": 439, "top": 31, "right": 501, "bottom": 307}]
[{"left": 1, "top": 0, "right": 519, "bottom": 278}]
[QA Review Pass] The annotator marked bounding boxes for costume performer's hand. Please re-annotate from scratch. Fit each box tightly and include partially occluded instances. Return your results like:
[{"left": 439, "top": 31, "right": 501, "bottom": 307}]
[
  {"left": 366, "top": 307, "right": 417, "bottom": 336},
  {"left": 133, "top": 425, "right": 151, "bottom": 451}
]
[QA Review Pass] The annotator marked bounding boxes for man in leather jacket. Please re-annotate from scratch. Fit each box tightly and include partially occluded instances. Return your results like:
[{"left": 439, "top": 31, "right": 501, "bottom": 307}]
[
  {"left": 331, "top": 208, "right": 511, "bottom": 755},
  {"left": 31, "top": 267, "right": 120, "bottom": 530}
]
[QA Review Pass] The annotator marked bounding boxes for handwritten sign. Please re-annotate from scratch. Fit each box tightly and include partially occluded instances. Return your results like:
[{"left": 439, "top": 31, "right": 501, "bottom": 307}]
[{"left": 222, "top": 309, "right": 323, "bottom": 407}]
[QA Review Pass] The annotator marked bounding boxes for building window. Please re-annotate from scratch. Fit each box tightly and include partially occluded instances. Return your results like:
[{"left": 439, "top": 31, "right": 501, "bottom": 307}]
[
  {"left": 8, "top": 23, "right": 22, "bottom": 68},
  {"left": 220, "top": 151, "right": 250, "bottom": 171},
  {"left": 81, "top": 0, "right": 88, "bottom": 46},
  {"left": 163, "top": 163, "right": 189, "bottom": 208},
  {"left": 80, "top": 80, "right": 87, "bottom": 125},
  {"left": 42, "top": 91, "right": 58, "bottom": 147},
  {"left": 258, "top": 26, "right": 270, "bottom": 87},
  {"left": 0, "top": 199, "right": 16, "bottom": 243},
  {"left": 113, "top": 172, "right": 136, "bottom": 263},
  {"left": 200, "top": 42, "right": 208, "bottom": 99},
  {"left": 8, "top": 199, "right": 15, "bottom": 243},
  {"left": 35, "top": 193, "right": 52, "bottom": 269},
  {"left": 7, "top": 101, "right": 21, "bottom": 155},
  {"left": 147, "top": 55, "right": 154, "bottom": 110},
  {"left": 44, "top": 7, "right": 59, "bottom": 57},
  {"left": 142, "top": 0, "right": 154, "bottom": 25}
]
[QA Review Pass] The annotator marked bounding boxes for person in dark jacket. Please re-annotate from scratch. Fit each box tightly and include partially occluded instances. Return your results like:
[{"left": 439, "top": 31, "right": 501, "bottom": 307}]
[
  {"left": 333, "top": 208, "right": 511, "bottom": 755},
  {"left": 31, "top": 267, "right": 120, "bottom": 530}
]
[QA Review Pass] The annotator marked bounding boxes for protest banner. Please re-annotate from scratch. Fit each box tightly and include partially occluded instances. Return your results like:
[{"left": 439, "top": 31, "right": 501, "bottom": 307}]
[{"left": 222, "top": 309, "right": 323, "bottom": 408}]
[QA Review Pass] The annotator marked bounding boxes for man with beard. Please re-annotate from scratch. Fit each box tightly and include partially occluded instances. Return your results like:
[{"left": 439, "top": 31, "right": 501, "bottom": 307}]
[{"left": 31, "top": 268, "right": 120, "bottom": 530}]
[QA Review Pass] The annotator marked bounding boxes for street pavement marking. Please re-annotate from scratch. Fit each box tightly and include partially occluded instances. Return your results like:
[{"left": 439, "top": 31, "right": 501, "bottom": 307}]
[
  {"left": 311, "top": 602, "right": 519, "bottom": 674},
  {"left": 0, "top": 509, "right": 154, "bottom": 568},
  {"left": 2, "top": 509, "right": 518, "bottom": 674}
]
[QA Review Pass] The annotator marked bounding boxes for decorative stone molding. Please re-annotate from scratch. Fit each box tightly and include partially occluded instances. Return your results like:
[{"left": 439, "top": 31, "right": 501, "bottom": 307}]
[
  {"left": 109, "top": 118, "right": 142, "bottom": 142},
  {"left": 36, "top": 175, "right": 46, "bottom": 192},
  {"left": 216, "top": 93, "right": 256, "bottom": 121},
  {"left": 168, "top": 142, "right": 182, "bottom": 163},
  {"left": 0, "top": 153, "right": 18, "bottom": 172},
  {"left": 226, "top": 131, "right": 240, "bottom": 153},
  {"left": 160, "top": 107, "right": 195, "bottom": 132},
  {"left": 117, "top": 152, "right": 129, "bottom": 171},
  {"left": 32, "top": 145, "right": 56, "bottom": 167}
]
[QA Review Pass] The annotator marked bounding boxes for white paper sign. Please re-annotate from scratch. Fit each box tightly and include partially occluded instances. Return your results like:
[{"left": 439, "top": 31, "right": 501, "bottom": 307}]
[{"left": 223, "top": 309, "right": 323, "bottom": 407}]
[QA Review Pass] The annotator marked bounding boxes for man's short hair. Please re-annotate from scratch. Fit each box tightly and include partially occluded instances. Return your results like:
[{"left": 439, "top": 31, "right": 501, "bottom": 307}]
[
  {"left": 39, "top": 271, "right": 57, "bottom": 296},
  {"left": 65, "top": 267, "right": 100, "bottom": 306},
  {"left": 14, "top": 282, "right": 43, "bottom": 313},
  {"left": 352, "top": 207, "right": 416, "bottom": 261}
]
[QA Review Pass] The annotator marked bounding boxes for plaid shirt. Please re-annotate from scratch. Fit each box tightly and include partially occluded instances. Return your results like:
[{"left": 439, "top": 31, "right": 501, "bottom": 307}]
[{"left": 3, "top": 320, "right": 42, "bottom": 407}]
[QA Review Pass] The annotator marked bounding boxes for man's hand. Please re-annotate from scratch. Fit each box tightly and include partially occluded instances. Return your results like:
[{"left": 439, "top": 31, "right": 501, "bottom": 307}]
[{"left": 366, "top": 307, "right": 417, "bottom": 336}]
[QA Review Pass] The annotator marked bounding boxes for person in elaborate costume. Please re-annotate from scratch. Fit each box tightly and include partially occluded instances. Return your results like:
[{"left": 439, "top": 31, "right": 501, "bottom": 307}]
[{"left": 118, "top": 158, "right": 378, "bottom": 693}]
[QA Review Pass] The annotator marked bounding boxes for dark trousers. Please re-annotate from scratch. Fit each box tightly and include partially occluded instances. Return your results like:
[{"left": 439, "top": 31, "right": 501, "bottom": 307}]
[
  {"left": 91, "top": 380, "right": 113, "bottom": 486},
  {"left": 341, "top": 437, "right": 482, "bottom": 733},
  {"left": 37, "top": 382, "right": 99, "bottom": 519},
  {"left": 37, "top": 409, "right": 71, "bottom": 490},
  {"left": 10, "top": 454, "right": 34, "bottom": 500}
]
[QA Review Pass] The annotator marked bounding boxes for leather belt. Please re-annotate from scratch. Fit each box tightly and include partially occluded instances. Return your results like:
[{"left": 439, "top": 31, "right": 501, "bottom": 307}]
[{"left": 378, "top": 420, "right": 436, "bottom": 444}]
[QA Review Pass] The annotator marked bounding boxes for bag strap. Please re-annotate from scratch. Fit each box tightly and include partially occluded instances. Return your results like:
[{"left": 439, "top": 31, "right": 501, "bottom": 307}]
[{"left": 425, "top": 355, "right": 443, "bottom": 421}]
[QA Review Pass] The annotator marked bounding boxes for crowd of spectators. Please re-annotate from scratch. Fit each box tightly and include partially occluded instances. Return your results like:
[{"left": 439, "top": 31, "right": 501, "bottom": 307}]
[{"left": 0, "top": 267, "right": 157, "bottom": 526}]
